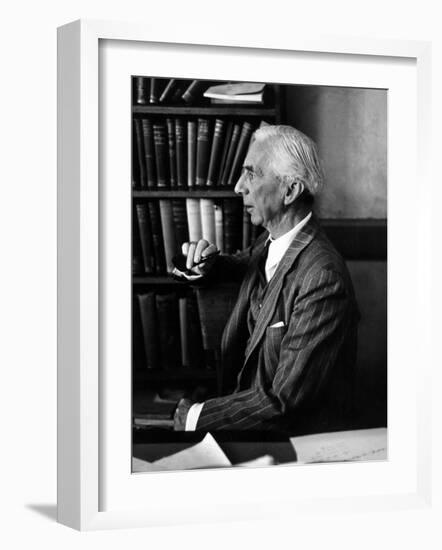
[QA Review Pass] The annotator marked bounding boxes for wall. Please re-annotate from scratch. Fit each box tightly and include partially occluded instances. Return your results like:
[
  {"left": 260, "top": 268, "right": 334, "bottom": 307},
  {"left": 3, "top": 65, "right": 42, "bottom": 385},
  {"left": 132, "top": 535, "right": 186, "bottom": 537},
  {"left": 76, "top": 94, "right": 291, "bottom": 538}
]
[
  {"left": 284, "top": 86, "right": 387, "bottom": 426},
  {"left": 285, "top": 86, "right": 387, "bottom": 219}
]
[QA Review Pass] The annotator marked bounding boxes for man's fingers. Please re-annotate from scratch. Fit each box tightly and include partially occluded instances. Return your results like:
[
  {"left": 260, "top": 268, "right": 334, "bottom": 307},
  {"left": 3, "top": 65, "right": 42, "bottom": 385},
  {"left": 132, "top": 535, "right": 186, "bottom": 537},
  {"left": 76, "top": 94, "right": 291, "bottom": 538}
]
[
  {"left": 181, "top": 242, "right": 190, "bottom": 256},
  {"left": 201, "top": 243, "right": 217, "bottom": 259},
  {"left": 194, "top": 240, "right": 210, "bottom": 264},
  {"left": 186, "top": 241, "right": 198, "bottom": 269}
]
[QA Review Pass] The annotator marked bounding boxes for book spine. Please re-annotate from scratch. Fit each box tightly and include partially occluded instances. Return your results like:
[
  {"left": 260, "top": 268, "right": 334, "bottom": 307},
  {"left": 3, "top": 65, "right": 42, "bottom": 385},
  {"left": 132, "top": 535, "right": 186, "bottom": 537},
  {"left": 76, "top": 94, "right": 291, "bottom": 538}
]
[
  {"left": 155, "top": 293, "right": 182, "bottom": 369},
  {"left": 146, "top": 200, "right": 166, "bottom": 274},
  {"left": 214, "top": 203, "right": 224, "bottom": 252},
  {"left": 200, "top": 198, "right": 216, "bottom": 244},
  {"left": 185, "top": 198, "right": 203, "bottom": 241},
  {"left": 135, "top": 203, "right": 155, "bottom": 273},
  {"left": 134, "top": 76, "right": 149, "bottom": 105},
  {"left": 158, "top": 199, "right": 178, "bottom": 273},
  {"left": 153, "top": 123, "right": 168, "bottom": 187},
  {"left": 227, "top": 122, "right": 254, "bottom": 186},
  {"left": 132, "top": 123, "right": 140, "bottom": 189},
  {"left": 141, "top": 118, "right": 157, "bottom": 188},
  {"left": 150, "top": 77, "right": 159, "bottom": 104},
  {"left": 195, "top": 118, "right": 211, "bottom": 187},
  {"left": 242, "top": 204, "right": 251, "bottom": 250},
  {"left": 133, "top": 118, "right": 147, "bottom": 189},
  {"left": 187, "top": 120, "right": 197, "bottom": 188},
  {"left": 218, "top": 121, "right": 233, "bottom": 186},
  {"left": 159, "top": 78, "right": 176, "bottom": 103},
  {"left": 223, "top": 198, "right": 242, "bottom": 254},
  {"left": 132, "top": 205, "right": 144, "bottom": 274},
  {"left": 175, "top": 118, "right": 186, "bottom": 187},
  {"left": 138, "top": 292, "right": 161, "bottom": 369},
  {"left": 166, "top": 118, "right": 177, "bottom": 187},
  {"left": 179, "top": 297, "right": 190, "bottom": 367},
  {"left": 206, "top": 119, "right": 225, "bottom": 186},
  {"left": 186, "top": 292, "right": 205, "bottom": 368},
  {"left": 182, "top": 80, "right": 204, "bottom": 104},
  {"left": 171, "top": 199, "right": 189, "bottom": 249},
  {"left": 220, "top": 123, "right": 241, "bottom": 186}
]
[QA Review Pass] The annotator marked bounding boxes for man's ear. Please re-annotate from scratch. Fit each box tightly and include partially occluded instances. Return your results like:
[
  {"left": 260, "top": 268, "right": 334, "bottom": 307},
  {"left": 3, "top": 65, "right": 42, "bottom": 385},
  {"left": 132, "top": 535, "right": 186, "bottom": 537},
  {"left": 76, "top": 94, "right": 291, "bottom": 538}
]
[{"left": 283, "top": 177, "right": 305, "bottom": 206}]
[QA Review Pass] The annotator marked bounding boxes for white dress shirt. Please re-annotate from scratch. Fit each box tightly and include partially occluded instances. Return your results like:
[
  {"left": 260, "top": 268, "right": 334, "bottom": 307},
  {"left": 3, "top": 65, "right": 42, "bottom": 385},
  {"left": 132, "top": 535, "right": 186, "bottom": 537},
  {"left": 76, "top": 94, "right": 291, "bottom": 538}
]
[{"left": 185, "top": 212, "right": 313, "bottom": 431}]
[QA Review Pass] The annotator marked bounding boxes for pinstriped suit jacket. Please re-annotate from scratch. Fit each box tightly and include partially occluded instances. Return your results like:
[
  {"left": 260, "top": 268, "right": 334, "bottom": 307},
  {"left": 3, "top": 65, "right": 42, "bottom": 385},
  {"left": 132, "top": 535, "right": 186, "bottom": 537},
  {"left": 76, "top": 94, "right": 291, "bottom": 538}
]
[{"left": 196, "top": 215, "right": 359, "bottom": 433}]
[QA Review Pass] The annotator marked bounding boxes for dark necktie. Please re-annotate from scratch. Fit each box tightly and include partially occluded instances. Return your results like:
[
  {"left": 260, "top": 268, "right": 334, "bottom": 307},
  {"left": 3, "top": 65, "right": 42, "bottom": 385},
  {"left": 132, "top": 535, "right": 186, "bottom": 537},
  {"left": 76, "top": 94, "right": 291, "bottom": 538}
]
[{"left": 258, "top": 239, "right": 271, "bottom": 280}]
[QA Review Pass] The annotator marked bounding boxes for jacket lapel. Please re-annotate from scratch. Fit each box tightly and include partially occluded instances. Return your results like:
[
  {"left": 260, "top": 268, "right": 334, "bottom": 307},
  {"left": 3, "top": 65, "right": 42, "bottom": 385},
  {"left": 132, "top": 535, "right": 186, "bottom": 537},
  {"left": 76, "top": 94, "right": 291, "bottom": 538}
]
[{"left": 243, "top": 216, "right": 319, "bottom": 364}]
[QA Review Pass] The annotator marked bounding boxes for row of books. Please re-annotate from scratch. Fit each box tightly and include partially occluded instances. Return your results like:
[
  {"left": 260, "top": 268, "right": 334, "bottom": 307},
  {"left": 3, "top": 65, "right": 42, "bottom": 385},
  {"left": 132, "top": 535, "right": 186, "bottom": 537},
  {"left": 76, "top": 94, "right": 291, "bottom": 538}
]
[
  {"left": 133, "top": 77, "right": 268, "bottom": 106},
  {"left": 133, "top": 77, "right": 213, "bottom": 106},
  {"left": 133, "top": 198, "right": 263, "bottom": 275},
  {"left": 134, "top": 291, "right": 205, "bottom": 371},
  {"left": 133, "top": 117, "right": 266, "bottom": 190}
]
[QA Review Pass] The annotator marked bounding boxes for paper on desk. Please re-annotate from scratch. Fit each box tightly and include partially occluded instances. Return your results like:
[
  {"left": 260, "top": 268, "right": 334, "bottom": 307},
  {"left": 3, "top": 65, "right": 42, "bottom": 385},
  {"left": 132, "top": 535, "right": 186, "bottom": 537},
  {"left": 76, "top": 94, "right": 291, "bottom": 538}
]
[
  {"left": 290, "top": 428, "right": 387, "bottom": 464},
  {"left": 132, "top": 433, "right": 232, "bottom": 473}
]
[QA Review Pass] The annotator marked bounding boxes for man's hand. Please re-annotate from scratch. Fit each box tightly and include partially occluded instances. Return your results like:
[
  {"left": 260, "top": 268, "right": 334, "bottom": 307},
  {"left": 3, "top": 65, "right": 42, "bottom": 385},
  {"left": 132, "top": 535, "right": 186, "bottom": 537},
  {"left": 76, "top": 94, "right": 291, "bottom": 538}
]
[
  {"left": 173, "top": 398, "right": 194, "bottom": 431},
  {"left": 182, "top": 240, "right": 218, "bottom": 276}
]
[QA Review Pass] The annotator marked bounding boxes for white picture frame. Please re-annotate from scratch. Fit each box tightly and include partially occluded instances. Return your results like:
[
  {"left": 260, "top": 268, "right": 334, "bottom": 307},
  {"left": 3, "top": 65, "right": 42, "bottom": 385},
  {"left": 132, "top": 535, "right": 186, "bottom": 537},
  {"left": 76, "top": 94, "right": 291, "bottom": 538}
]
[{"left": 57, "top": 19, "right": 432, "bottom": 531}]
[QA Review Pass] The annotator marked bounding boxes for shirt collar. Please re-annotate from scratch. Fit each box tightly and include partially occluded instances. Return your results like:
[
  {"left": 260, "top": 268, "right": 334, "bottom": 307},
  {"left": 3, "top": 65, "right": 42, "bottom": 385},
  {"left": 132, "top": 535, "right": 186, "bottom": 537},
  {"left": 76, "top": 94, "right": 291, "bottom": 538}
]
[{"left": 266, "top": 212, "right": 312, "bottom": 269}]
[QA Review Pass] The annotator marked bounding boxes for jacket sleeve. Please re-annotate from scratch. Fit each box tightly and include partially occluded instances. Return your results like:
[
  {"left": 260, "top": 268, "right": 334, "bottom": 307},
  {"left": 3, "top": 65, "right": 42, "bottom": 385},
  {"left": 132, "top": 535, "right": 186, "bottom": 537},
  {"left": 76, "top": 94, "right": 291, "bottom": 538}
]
[{"left": 195, "top": 268, "right": 354, "bottom": 431}]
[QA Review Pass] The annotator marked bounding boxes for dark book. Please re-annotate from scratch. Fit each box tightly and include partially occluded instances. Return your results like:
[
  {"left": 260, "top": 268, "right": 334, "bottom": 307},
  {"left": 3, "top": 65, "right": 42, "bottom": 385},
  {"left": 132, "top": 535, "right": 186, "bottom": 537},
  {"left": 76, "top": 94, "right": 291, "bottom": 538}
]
[
  {"left": 206, "top": 119, "right": 225, "bottom": 187},
  {"left": 175, "top": 118, "right": 186, "bottom": 187},
  {"left": 250, "top": 223, "right": 264, "bottom": 246},
  {"left": 132, "top": 122, "right": 141, "bottom": 189},
  {"left": 141, "top": 119, "right": 157, "bottom": 188},
  {"left": 242, "top": 204, "right": 251, "bottom": 250},
  {"left": 159, "top": 199, "right": 178, "bottom": 273},
  {"left": 171, "top": 199, "right": 189, "bottom": 249},
  {"left": 138, "top": 292, "right": 161, "bottom": 369},
  {"left": 133, "top": 118, "right": 147, "bottom": 189},
  {"left": 156, "top": 293, "right": 182, "bottom": 369},
  {"left": 132, "top": 204, "right": 144, "bottom": 275},
  {"left": 218, "top": 121, "right": 234, "bottom": 186},
  {"left": 146, "top": 200, "right": 166, "bottom": 275},
  {"left": 153, "top": 122, "right": 168, "bottom": 187},
  {"left": 182, "top": 80, "right": 206, "bottom": 105},
  {"left": 195, "top": 118, "right": 211, "bottom": 187},
  {"left": 149, "top": 77, "right": 159, "bottom": 104},
  {"left": 159, "top": 79, "right": 187, "bottom": 104},
  {"left": 223, "top": 198, "right": 243, "bottom": 254},
  {"left": 227, "top": 121, "right": 254, "bottom": 187},
  {"left": 220, "top": 123, "right": 241, "bottom": 186},
  {"left": 179, "top": 294, "right": 205, "bottom": 368},
  {"left": 134, "top": 76, "right": 149, "bottom": 105},
  {"left": 166, "top": 118, "right": 177, "bottom": 187},
  {"left": 135, "top": 203, "right": 155, "bottom": 273},
  {"left": 132, "top": 294, "right": 146, "bottom": 371},
  {"left": 187, "top": 120, "right": 197, "bottom": 188},
  {"left": 159, "top": 79, "right": 178, "bottom": 103}
]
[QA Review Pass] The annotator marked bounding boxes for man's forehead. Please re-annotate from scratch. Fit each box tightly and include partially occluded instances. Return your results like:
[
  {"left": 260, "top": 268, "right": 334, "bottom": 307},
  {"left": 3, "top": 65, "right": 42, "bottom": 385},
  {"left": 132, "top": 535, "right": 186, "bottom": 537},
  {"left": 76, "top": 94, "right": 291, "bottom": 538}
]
[{"left": 244, "top": 140, "right": 269, "bottom": 166}]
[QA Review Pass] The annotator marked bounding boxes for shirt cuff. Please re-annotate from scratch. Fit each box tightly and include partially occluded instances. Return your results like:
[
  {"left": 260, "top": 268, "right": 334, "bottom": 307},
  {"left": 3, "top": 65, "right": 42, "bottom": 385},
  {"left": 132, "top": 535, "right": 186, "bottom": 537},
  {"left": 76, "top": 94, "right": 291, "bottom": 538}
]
[{"left": 185, "top": 402, "right": 205, "bottom": 431}]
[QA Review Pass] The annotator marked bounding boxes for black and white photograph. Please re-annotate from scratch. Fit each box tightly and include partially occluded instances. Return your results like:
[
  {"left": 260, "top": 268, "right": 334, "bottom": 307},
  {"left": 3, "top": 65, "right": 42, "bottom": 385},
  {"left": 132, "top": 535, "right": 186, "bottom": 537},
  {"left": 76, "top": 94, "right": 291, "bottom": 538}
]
[{"left": 131, "top": 76, "right": 387, "bottom": 471}]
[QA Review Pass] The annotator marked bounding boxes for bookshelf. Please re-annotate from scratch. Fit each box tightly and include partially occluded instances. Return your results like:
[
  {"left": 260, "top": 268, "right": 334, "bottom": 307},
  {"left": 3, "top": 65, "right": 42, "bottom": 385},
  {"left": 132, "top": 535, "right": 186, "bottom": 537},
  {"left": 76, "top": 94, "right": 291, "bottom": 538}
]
[{"left": 132, "top": 78, "right": 282, "bottom": 426}]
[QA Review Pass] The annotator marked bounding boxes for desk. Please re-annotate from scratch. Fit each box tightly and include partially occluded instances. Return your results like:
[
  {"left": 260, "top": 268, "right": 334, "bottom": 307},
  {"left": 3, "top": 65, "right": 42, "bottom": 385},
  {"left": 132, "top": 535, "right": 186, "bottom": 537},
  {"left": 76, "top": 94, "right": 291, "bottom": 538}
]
[{"left": 133, "top": 427, "right": 387, "bottom": 470}]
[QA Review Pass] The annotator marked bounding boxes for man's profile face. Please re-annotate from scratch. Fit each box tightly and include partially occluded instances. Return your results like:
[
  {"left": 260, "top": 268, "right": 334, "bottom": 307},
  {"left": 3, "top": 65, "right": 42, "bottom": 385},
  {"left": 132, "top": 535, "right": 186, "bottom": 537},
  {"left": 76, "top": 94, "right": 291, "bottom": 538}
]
[{"left": 234, "top": 139, "right": 286, "bottom": 232}]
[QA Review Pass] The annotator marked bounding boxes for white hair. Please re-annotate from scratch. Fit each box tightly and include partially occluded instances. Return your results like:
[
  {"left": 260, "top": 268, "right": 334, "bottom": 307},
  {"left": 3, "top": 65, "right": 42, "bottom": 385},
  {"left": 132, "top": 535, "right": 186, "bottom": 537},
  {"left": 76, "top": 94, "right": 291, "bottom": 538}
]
[{"left": 253, "top": 125, "right": 324, "bottom": 199}]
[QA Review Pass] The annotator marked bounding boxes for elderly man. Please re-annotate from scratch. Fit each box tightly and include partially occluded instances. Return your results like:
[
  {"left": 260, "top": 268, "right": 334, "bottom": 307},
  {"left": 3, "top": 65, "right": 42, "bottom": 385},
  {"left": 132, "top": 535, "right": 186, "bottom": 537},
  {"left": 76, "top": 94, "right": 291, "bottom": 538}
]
[{"left": 174, "top": 125, "right": 359, "bottom": 434}]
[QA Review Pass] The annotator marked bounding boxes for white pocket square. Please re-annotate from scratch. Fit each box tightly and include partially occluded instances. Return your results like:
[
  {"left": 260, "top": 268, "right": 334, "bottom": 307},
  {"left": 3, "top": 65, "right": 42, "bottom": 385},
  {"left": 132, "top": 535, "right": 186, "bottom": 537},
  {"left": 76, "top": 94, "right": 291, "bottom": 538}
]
[{"left": 269, "top": 321, "right": 285, "bottom": 328}]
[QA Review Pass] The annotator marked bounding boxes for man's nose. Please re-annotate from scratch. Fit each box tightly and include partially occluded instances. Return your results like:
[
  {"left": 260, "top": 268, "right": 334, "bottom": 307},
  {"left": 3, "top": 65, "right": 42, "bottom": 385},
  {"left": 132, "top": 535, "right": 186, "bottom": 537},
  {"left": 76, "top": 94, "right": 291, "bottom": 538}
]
[{"left": 234, "top": 172, "right": 247, "bottom": 195}]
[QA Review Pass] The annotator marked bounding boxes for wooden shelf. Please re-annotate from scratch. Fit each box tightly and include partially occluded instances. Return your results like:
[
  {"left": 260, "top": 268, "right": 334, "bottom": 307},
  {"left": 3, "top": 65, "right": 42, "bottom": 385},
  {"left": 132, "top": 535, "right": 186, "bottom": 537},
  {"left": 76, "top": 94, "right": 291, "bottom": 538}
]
[
  {"left": 133, "top": 105, "right": 277, "bottom": 117},
  {"left": 133, "top": 275, "right": 185, "bottom": 285},
  {"left": 133, "top": 189, "right": 239, "bottom": 199},
  {"left": 134, "top": 368, "right": 217, "bottom": 383}
]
